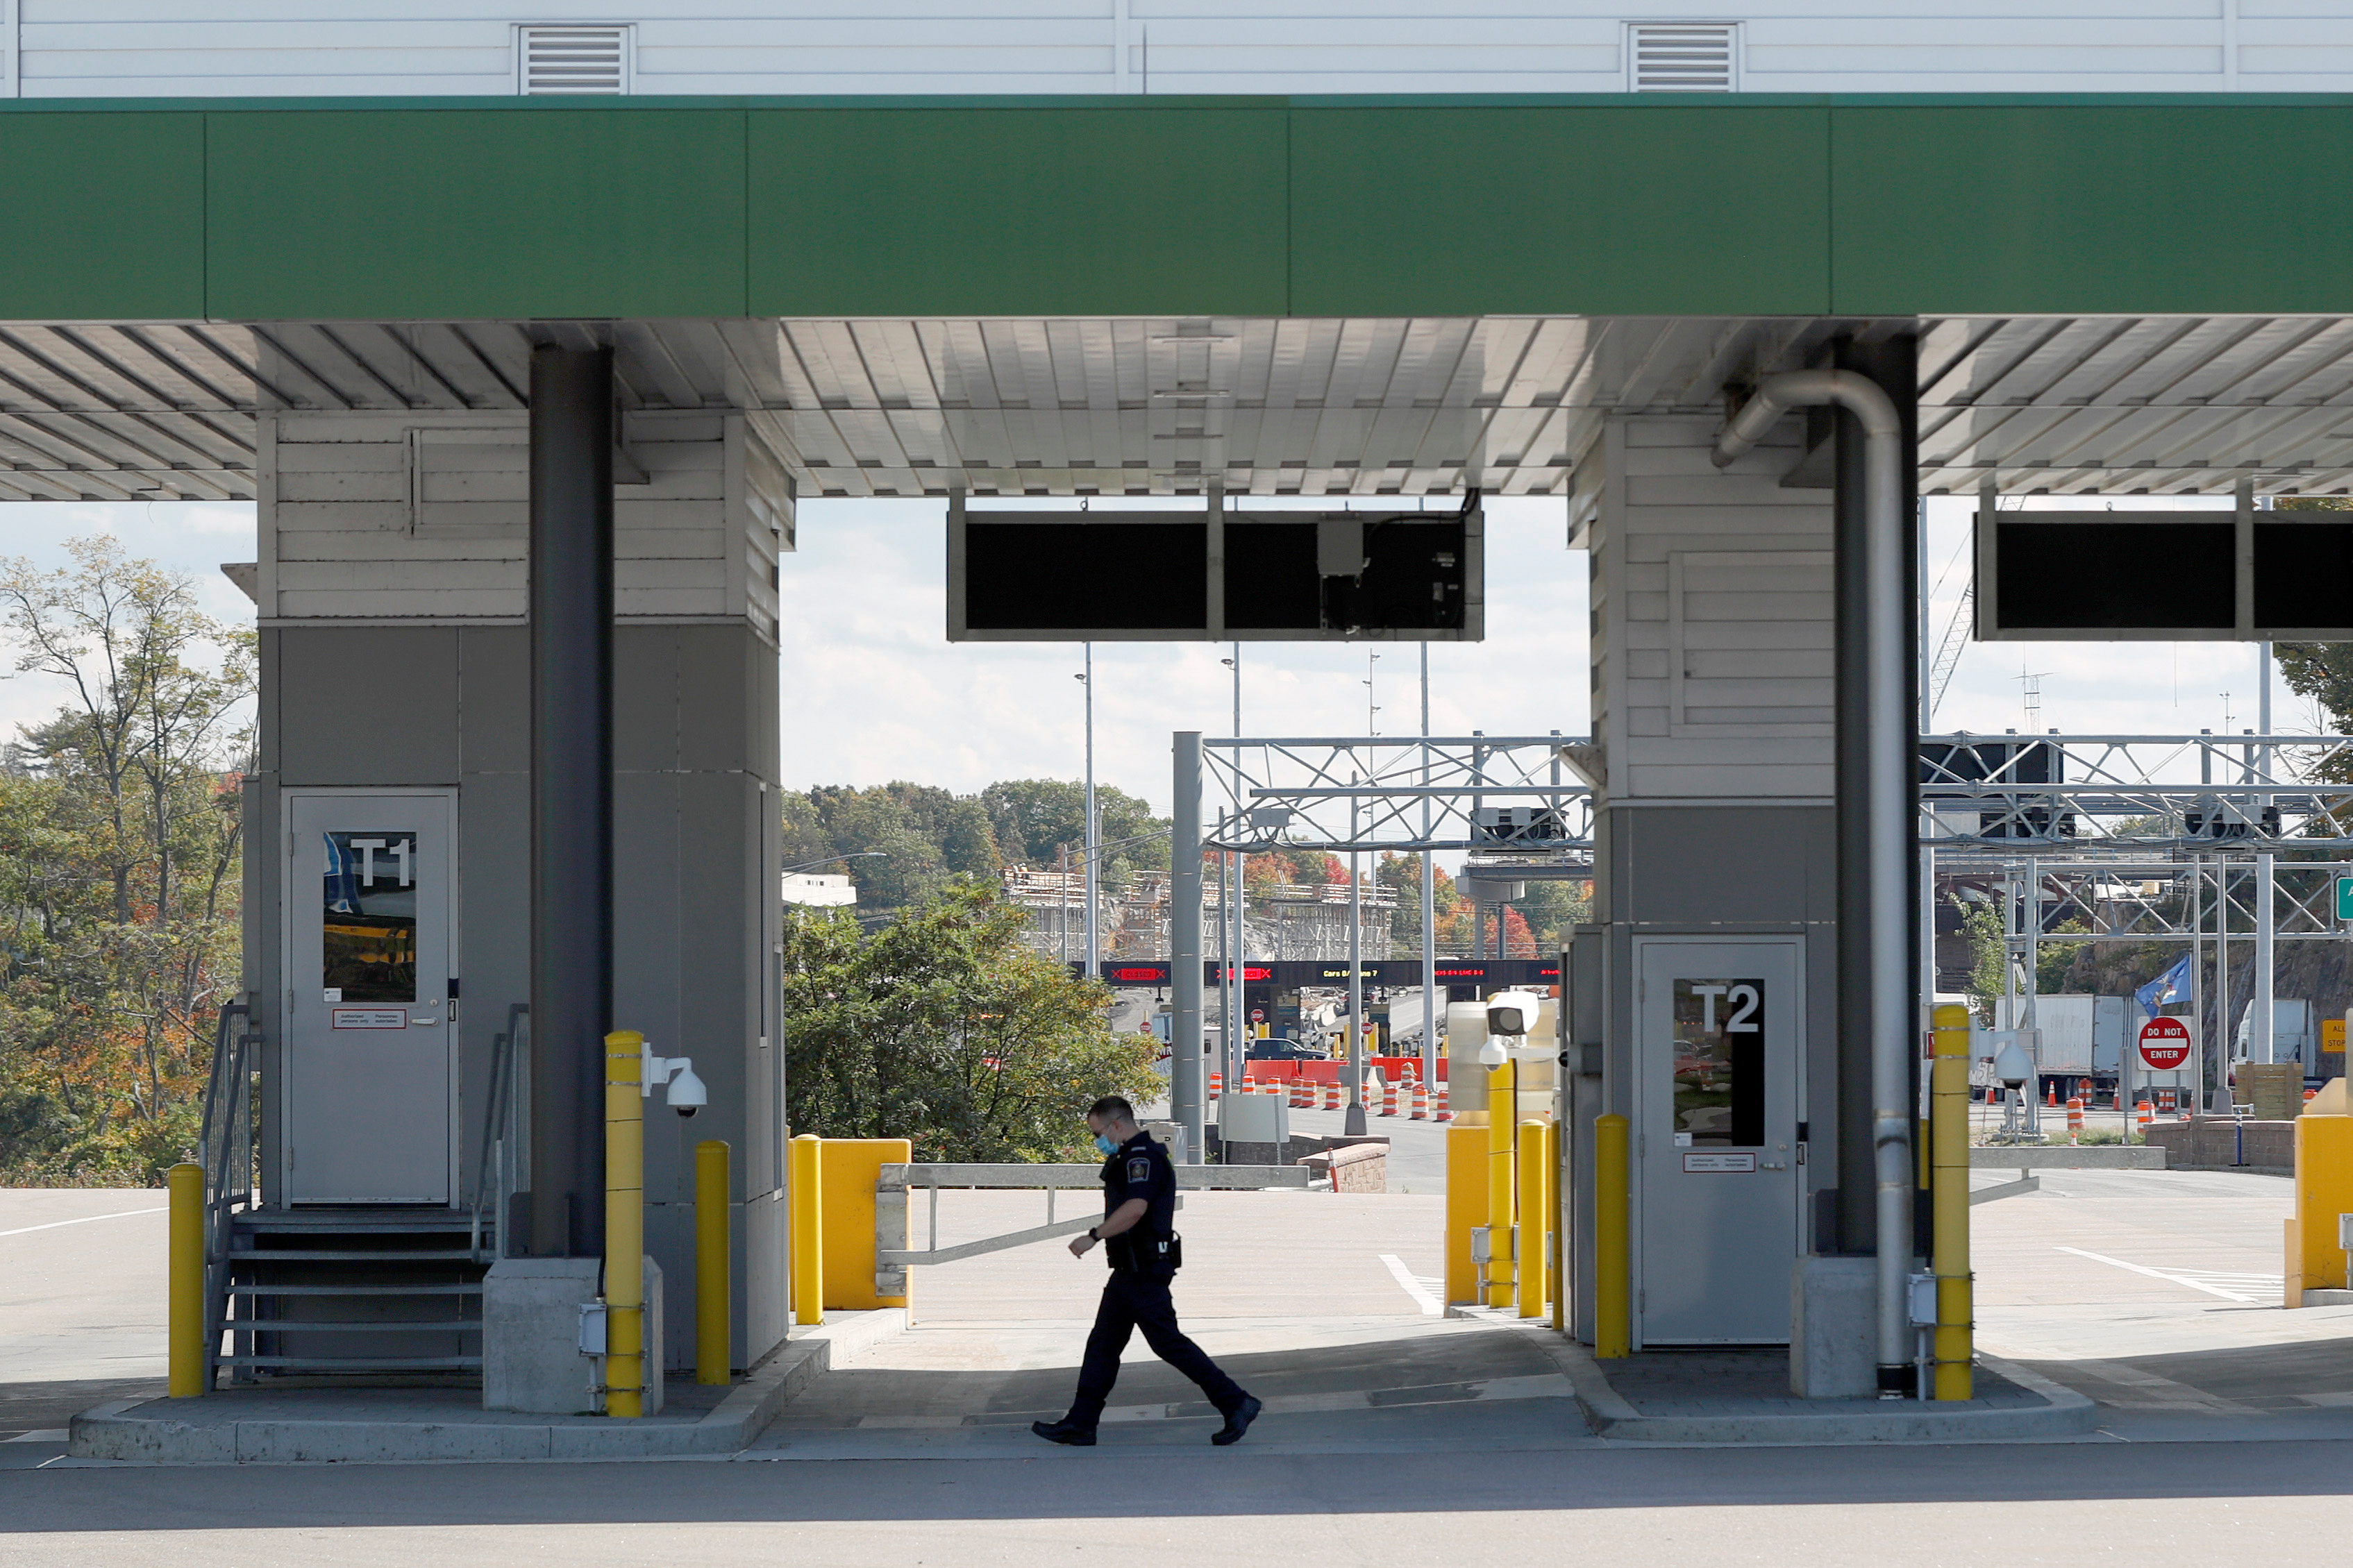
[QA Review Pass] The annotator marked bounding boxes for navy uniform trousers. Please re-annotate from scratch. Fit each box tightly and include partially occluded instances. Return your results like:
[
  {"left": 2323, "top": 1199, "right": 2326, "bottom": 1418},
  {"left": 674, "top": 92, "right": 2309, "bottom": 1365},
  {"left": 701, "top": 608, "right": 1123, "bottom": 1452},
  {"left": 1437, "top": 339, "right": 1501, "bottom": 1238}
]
[{"left": 1067, "top": 1270, "right": 1248, "bottom": 1428}]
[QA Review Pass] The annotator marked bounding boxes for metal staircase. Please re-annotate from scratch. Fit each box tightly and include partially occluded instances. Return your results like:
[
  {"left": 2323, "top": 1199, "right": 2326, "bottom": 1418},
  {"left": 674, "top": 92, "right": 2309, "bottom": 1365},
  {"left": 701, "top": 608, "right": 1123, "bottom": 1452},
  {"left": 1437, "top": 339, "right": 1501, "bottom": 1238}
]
[
  {"left": 196, "top": 1000, "right": 528, "bottom": 1385},
  {"left": 219, "top": 1208, "right": 488, "bottom": 1378}
]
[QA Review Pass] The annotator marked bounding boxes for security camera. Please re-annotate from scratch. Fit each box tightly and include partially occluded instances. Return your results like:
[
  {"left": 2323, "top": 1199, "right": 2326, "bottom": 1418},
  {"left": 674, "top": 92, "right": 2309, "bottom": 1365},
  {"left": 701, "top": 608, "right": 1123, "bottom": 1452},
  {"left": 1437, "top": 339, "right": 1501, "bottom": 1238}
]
[{"left": 641, "top": 1045, "right": 709, "bottom": 1117}]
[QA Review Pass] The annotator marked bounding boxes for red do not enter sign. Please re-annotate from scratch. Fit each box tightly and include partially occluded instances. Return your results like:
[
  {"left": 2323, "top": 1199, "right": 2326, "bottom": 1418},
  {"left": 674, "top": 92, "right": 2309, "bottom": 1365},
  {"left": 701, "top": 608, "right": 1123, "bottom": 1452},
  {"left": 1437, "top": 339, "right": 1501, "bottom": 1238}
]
[{"left": 2139, "top": 1015, "right": 2193, "bottom": 1071}]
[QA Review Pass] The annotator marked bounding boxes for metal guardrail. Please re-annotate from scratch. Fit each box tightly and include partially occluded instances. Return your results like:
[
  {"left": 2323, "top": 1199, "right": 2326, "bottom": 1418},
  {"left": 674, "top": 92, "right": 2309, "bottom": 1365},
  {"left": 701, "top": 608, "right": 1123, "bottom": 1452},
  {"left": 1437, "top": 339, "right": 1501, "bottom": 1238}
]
[
  {"left": 194, "top": 999, "right": 258, "bottom": 1387},
  {"left": 872, "top": 1162, "right": 1311, "bottom": 1295}
]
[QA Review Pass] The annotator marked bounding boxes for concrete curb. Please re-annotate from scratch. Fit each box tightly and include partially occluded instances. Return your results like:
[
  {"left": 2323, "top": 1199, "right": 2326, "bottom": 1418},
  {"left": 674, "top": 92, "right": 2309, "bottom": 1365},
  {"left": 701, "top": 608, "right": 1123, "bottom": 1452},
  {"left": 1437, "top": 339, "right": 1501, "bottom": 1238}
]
[
  {"left": 1521, "top": 1333, "right": 2098, "bottom": 1444},
  {"left": 69, "top": 1309, "right": 908, "bottom": 1464}
]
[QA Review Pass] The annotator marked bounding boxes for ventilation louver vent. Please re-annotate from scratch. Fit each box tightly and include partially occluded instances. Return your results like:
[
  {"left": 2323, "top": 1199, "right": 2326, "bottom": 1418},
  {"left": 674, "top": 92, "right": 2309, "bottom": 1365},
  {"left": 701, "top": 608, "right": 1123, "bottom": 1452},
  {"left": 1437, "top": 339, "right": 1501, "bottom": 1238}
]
[
  {"left": 518, "top": 25, "right": 633, "bottom": 94},
  {"left": 1627, "top": 23, "right": 1738, "bottom": 92}
]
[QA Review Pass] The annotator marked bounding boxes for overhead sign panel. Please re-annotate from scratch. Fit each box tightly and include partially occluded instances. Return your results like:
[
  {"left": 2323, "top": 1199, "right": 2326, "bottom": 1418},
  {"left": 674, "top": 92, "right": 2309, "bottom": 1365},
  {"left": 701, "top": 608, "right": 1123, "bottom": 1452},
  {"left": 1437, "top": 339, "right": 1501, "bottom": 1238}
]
[
  {"left": 949, "top": 496, "right": 1482, "bottom": 642},
  {"left": 1977, "top": 496, "right": 2353, "bottom": 641}
]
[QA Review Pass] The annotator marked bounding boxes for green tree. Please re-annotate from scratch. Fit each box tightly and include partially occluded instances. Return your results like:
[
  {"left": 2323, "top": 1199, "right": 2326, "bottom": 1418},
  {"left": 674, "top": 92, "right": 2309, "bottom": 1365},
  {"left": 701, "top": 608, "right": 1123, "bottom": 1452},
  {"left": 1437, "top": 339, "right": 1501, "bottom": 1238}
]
[
  {"left": 0, "top": 537, "right": 251, "bottom": 1183},
  {"left": 980, "top": 778, "right": 1169, "bottom": 875},
  {"left": 780, "top": 884, "right": 1157, "bottom": 1161}
]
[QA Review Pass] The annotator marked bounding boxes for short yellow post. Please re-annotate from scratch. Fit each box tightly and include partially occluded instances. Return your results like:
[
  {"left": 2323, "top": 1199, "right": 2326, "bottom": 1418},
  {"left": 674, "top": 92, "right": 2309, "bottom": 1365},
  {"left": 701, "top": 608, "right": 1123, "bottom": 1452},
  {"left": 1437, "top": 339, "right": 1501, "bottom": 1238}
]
[
  {"left": 791, "top": 1133, "right": 823, "bottom": 1326},
  {"left": 1546, "top": 1119, "right": 1566, "bottom": 1333},
  {"left": 1486, "top": 1061, "right": 1517, "bottom": 1308},
  {"left": 1443, "top": 1124, "right": 1487, "bottom": 1305},
  {"left": 695, "top": 1139, "right": 731, "bottom": 1385},
  {"left": 1518, "top": 1119, "right": 1548, "bottom": 1319},
  {"left": 167, "top": 1162, "right": 206, "bottom": 1398},
  {"left": 604, "top": 1030, "right": 645, "bottom": 1419},
  {"left": 1593, "top": 1113, "right": 1630, "bottom": 1358},
  {"left": 1930, "top": 1003, "right": 1974, "bottom": 1401}
]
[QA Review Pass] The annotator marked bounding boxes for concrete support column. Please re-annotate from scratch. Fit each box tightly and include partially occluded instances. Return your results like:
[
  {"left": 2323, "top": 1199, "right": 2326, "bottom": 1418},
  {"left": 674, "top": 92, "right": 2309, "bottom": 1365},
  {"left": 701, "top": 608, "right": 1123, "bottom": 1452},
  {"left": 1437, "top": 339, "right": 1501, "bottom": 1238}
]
[{"left": 527, "top": 344, "right": 615, "bottom": 1258}]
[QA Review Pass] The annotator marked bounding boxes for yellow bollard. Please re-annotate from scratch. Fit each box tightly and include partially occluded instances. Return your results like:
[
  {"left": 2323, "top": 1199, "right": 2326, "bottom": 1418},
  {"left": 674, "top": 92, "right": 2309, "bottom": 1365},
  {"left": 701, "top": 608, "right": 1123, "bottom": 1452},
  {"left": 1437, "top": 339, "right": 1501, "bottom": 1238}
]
[
  {"left": 604, "top": 1030, "right": 645, "bottom": 1419},
  {"left": 1518, "top": 1119, "right": 1548, "bottom": 1319},
  {"left": 1443, "top": 1124, "right": 1487, "bottom": 1305},
  {"left": 1930, "top": 1004, "right": 1974, "bottom": 1401},
  {"left": 790, "top": 1133, "right": 823, "bottom": 1326},
  {"left": 167, "top": 1162, "right": 206, "bottom": 1398},
  {"left": 1546, "top": 1120, "right": 1565, "bottom": 1334},
  {"left": 1593, "top": 1113, "right": 1630, "bottom": 1358},
  {"left": 1486, "top": 1061, "right": 1517, "bottom": 1308},
  {"left": 695, "top": 1139, "right": 731, "bottom": 1385}
]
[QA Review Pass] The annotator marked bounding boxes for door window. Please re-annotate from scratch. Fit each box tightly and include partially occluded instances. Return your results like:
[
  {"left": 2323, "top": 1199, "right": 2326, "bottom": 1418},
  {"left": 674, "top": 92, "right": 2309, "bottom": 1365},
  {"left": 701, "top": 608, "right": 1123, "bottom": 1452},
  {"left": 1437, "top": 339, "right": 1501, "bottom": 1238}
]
[
  {"left": 321, "top": 832, "right": 418, "bottom": 1003},
  {"left": 1669, "top": 977, "right": 1764, "bottom": 1147}
]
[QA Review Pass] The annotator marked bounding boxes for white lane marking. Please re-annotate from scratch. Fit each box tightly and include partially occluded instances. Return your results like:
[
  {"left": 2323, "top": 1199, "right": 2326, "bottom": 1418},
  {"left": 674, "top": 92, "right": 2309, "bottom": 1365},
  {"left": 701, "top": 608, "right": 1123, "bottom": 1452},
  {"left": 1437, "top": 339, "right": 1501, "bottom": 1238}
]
[
  {"left": 2, "top": 1430, "right": 67, "bottom": 1443},
  {"left": 2055, "top": 1245, "right": 2283, "bottom": 1304},
  {"left": 1380, "top": 1253, "right": 1443, "bottom": 1316},
  {"left": 0, "top": 1208, "right": 166, "bottom": 1239}
]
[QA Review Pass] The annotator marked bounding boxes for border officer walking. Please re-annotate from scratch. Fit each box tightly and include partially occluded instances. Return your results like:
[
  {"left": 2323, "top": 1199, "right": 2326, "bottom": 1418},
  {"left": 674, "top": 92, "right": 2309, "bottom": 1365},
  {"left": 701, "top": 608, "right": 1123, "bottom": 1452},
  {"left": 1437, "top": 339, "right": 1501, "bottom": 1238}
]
[{"left": 1032, "top": 1095, "right": 1262, "bottom": 1447}]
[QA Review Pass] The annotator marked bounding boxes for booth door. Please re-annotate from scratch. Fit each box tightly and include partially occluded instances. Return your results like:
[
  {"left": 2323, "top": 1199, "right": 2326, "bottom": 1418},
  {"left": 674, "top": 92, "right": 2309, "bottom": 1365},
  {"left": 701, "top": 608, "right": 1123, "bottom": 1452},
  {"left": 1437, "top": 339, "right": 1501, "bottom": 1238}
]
[
  {"left": 1634, "top": 937, "right": 1803, "bottom": 1345},
  {"left": 283, "top": 792, "right": 455, "bottom": 1204}
]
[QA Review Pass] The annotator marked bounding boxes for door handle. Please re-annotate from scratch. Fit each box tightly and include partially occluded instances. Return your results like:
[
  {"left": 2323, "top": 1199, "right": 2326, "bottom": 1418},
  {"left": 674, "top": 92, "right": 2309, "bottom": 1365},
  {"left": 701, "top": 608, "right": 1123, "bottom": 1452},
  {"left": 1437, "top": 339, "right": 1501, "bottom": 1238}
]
[
  {"left": 1759, "top": 1160, "right": 1789, "bottom": 1170},
  {"left": 410, "top": 1014, "right": 441, "bottom": 1027}
]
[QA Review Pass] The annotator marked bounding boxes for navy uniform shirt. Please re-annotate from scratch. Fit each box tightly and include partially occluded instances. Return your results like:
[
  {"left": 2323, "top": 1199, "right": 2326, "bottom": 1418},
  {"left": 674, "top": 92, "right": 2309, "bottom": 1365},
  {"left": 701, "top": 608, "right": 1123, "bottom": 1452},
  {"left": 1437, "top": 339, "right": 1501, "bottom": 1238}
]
[{"left": 1099, "top": 1129, "right": 1177, "bottom": 1276}]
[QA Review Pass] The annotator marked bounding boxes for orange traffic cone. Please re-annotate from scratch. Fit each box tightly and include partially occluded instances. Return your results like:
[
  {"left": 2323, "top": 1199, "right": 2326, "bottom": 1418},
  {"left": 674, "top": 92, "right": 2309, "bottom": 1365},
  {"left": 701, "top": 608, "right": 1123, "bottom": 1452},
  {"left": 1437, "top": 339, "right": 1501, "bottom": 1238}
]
[
  {"left": 1433, "top": 1081, "right": 1452, "bottom": 1122},
  {"left": 1209, "top": 1072, "right": 1222, "bottom": 1102},
  {"left": 2046, "top": 1081, "right": 2058, "bottom": 1108},
  {"left": 1409, "top": 1081, "right": 1430, "bottom": 1120}
]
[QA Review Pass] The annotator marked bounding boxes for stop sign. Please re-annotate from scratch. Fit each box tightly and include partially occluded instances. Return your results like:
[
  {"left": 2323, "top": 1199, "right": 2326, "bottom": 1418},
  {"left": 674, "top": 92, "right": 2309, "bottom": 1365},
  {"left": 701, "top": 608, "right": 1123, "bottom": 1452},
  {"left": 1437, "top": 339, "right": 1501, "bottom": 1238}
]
[
  {"left": 1251, "top": 1009, "right": 1264, "bottom": 1022},
  {"left": 2139, "top": 1015, "right": 2193, "bottom": 1071}
]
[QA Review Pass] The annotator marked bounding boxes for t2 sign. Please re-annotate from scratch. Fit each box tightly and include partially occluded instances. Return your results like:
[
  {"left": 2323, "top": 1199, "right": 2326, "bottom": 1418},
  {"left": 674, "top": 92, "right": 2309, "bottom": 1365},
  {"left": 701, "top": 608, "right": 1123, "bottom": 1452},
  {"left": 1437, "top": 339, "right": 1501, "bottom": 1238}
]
[{"left": 2138, "top": 1015, "right": 2193, "bottom": 1072}]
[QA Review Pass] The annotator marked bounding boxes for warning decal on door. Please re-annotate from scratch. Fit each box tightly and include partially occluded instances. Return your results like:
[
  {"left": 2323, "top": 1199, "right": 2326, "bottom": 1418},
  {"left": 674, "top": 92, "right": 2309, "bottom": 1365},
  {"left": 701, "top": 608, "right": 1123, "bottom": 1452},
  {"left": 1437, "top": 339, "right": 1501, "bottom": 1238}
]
[
  {"left": 331, "top": 1009, "right": 408, "bottom": 1030},
  {"left": 1682, "top": 1152, "right": 1757, "bottom": 1174}
]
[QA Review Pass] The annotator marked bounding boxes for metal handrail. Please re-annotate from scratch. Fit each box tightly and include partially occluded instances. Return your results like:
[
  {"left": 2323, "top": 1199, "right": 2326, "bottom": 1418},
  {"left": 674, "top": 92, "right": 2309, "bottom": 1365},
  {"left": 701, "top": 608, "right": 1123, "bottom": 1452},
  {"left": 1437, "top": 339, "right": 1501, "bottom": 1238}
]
[
  {"left": 194, "top": 999, "right": 257, "bottom": 1386},
  {"left": 468, "top": 1004, "right": 528, "bottom": 1261}
]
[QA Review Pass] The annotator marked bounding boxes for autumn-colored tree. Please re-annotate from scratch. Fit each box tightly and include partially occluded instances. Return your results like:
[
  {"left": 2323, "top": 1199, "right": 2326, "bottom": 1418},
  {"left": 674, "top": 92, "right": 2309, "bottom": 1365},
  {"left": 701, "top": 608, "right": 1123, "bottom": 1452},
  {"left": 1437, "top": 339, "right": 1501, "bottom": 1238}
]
[{"left": 0, "top": 537, "right": 251, "bottom": 1184}]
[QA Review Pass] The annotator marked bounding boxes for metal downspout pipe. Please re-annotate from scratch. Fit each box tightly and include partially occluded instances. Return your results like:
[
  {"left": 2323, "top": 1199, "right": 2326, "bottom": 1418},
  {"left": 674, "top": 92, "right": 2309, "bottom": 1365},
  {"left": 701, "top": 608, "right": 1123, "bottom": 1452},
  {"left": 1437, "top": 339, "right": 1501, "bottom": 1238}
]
[{"left": 1713, "top": 369, "right": 1912, "bottom": 1390}]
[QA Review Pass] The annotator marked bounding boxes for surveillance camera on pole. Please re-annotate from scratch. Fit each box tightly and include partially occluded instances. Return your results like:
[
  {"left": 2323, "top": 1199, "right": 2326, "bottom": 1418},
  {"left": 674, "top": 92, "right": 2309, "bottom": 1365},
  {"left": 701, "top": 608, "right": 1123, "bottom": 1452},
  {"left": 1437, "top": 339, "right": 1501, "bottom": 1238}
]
[{"left": 1480, "top": 988, "right": 1541, "bottom": 1067}]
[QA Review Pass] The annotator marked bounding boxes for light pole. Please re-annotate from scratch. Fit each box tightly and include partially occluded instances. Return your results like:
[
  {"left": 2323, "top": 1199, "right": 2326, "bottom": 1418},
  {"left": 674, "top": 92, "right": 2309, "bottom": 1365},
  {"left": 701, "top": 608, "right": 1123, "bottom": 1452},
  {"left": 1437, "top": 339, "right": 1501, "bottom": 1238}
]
[
  {"left": 1412, "top": 500, "right": 1437, "bottom": 1084},
  {"left": 1346, "top": 776, "right": 1366, "bottom": 1136},
  {"left": 1221, "top": 646, "right": 1244, "bottom": 1103},
  {"left": 1076, "top": 648, "right": 1098, "bottom": 980},
  {"left": 1364, "top": 650, "right": 1380, "bottom": 734}
]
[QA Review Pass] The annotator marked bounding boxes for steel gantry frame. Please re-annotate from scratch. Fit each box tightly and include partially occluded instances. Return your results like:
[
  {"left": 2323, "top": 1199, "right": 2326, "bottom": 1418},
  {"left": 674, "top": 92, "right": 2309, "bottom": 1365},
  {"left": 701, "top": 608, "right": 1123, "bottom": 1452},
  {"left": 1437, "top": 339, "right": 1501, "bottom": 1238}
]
[
  {"left": 1923, "top": 727, "right": 2353, "bottom": 1119},
  {"left": 1164, "top": 732, "right": 1593, "bottom": 1163}
]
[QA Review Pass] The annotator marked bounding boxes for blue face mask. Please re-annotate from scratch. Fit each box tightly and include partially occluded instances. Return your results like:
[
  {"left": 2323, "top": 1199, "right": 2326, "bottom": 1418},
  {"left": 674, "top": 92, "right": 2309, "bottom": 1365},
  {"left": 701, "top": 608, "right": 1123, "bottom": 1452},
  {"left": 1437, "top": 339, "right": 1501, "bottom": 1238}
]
[{"left": 1094, "top": 1133, "right": 1120, "bottom": 1156}]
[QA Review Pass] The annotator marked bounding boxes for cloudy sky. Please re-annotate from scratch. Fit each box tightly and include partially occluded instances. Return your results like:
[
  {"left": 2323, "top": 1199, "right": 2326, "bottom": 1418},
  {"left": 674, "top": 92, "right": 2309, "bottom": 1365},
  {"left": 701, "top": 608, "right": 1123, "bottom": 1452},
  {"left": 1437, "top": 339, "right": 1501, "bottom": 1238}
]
[{"left": 0, "top": 491, "right": 2293, "bottom": 820}]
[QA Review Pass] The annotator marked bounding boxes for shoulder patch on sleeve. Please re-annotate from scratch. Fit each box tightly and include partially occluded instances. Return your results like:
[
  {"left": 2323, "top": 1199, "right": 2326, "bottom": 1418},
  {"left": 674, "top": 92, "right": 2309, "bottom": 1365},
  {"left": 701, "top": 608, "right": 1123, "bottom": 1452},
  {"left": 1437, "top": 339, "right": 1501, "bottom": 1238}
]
[{"left": 1127, "top": 1156, "right": 1152, "bottom": 1184}]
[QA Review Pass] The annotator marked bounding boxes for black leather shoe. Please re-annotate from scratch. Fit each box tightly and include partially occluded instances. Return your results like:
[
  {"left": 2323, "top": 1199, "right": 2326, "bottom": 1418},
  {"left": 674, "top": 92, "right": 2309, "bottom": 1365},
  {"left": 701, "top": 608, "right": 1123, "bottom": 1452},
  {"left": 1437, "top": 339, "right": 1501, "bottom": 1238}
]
[
  {"left": 1210, "top": 1395, "right": 1262, "bottom": 1447},
  {"left": 1031, "top": 1419, "right": 1096, "bottom": 1447}
]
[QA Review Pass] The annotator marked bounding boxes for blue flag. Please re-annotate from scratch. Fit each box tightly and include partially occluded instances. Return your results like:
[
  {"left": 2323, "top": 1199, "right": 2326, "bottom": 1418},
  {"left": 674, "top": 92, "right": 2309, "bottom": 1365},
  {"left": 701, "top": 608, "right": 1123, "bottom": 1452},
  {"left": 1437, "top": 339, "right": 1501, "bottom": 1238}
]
[{"left": 2135, "top": 953, "right": 2191, "bottom": 1015}]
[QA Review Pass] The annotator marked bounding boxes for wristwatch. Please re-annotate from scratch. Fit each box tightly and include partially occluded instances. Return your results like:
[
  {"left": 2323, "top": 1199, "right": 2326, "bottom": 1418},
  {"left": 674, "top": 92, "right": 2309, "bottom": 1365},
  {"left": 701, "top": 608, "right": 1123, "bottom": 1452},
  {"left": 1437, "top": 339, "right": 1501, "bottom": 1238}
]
[{"left": 1087, "top": 1226, "right": 1100, "bottom": 1240}]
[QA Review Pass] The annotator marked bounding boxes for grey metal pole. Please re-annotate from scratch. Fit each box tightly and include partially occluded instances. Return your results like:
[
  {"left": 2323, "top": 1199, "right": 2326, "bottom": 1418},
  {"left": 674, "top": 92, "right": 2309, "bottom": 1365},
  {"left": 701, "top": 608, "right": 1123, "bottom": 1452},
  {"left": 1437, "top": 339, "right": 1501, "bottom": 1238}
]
[
  {"left": 1346, "top": 798, "right": 1367, "bottom": 1136},
  {"left": 526, "top": 342, "right": 614, "bottom": 1261},
  {"left": 1230, "top": 845, "right": 1244, "bottom": 1093},
  {"left": 1420, "top": 645, "right": 1437, "bottom": 1088},
  {"left": 1171, "top": 732, "right": 1205, "bottom": 1162},
  {"left": 1083, "top": 643, "right": 1098, "bottom": 980},
  {"left": 1217, "top": 813, "right": 1233, "bottom": 1121}
]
